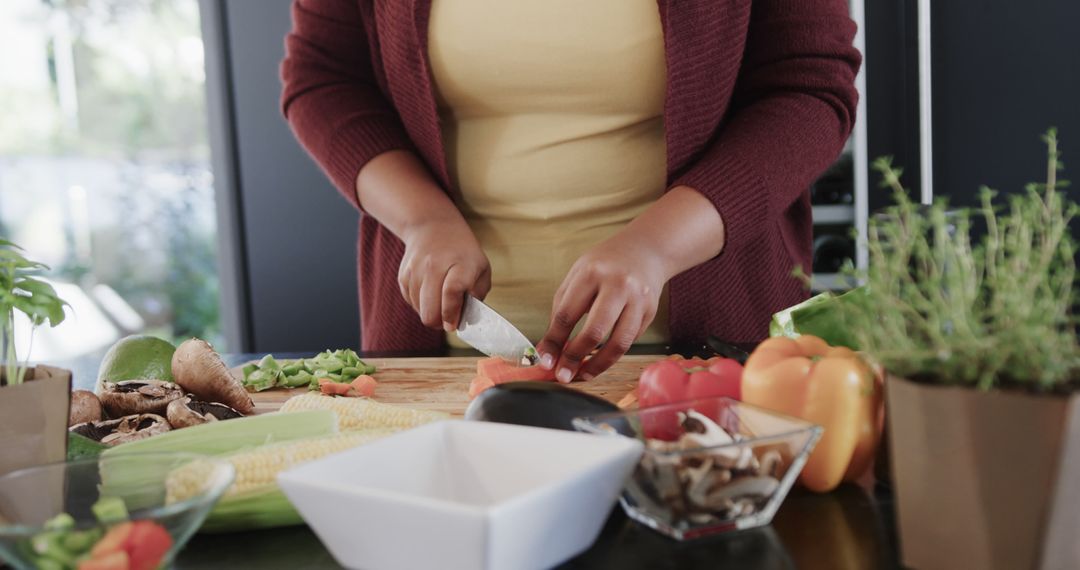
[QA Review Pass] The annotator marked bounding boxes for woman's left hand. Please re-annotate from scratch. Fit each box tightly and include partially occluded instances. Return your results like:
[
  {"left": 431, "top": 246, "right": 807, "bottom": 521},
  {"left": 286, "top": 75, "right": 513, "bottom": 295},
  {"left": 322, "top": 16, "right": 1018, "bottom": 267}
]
[
  {"left": 536, "top": 232, "right": 668, "bottom": 383},
  {"left": 536, "top": 185, "right": 727, "bottom": 382}
]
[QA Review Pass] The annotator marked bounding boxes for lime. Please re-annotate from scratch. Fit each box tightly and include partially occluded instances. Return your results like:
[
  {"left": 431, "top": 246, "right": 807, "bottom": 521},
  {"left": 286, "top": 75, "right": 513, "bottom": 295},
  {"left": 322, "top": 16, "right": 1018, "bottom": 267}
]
[{"left": 97, "top": 335, "right": 177, "bottom": 388}]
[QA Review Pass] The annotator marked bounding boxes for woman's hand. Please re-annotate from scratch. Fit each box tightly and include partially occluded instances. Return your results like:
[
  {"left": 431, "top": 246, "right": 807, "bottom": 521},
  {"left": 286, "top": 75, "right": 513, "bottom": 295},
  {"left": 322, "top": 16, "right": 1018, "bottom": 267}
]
[
  {"left": 537, "top": 186, "right": 727, "bottom": 381},
  {"left": 536, "top": 233, "right": 667, "bottom": 383},
  {"left": 354, "top": 150, "right": 490, "bottom": 330},
  {"left": 399, "top": 218, "right": 491, "bottom": 331}
]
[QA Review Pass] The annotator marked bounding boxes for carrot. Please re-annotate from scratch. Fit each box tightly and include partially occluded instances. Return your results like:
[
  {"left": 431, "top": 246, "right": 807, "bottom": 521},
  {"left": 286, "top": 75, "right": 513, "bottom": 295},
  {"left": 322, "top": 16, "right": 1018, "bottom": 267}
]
[
  {"left": 318, "top": 378, "right": 354, "bottom": 397},
  {"left": 475, "top": 357, "right": 556, "bottom": 384},
  {"left": 467, "top": 375, "right": 496, "bottom": 400},
  {"left": 351, "top": 375, "right": 378, "bottom": 397},
  {"left": 616, "top": 387, "right": 639, "bottom": 410}
]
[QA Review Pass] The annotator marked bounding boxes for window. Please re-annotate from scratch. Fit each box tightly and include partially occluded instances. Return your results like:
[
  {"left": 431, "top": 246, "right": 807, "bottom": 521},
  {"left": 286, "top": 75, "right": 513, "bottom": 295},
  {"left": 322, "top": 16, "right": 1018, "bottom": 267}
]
[{"left": 0, "top": 0, "right": 220, "bottom": 360}]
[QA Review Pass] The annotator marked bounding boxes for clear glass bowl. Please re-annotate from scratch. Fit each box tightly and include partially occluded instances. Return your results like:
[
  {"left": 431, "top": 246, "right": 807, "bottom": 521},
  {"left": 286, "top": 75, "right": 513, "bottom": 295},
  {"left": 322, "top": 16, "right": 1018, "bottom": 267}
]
[
  {"left": 573, "top": 397, "right": 822, "bottom": 540},
  {"left": 0, "top": 452, "right": 234, "bottom": 570}
]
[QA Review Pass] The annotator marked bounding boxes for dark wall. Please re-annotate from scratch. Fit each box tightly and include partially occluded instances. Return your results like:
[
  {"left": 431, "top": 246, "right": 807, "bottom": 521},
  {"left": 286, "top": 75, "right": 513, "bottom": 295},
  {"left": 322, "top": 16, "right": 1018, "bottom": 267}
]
[
  {"left": 931, "top": 0, "right": 1080, "bottom": 206},
  {"left": 220, "top": 0, "right": 361, "bottom": 352},
  {"left": 865, "top": 0, "right": 921, "bottom": 211},
  {"left": 865, "top": 1, "right": 1079, "bottom": 211}
]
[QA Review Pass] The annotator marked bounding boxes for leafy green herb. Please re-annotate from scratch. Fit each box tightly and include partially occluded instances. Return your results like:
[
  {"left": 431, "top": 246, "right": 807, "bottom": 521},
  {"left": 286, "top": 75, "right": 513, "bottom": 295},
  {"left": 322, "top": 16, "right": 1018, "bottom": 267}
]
[
  {"left": 0, "top": 240, "right": 67, "bottom": 386},
  {"left": 845, "top": 129, "right": 1080, "bottom": 390}
]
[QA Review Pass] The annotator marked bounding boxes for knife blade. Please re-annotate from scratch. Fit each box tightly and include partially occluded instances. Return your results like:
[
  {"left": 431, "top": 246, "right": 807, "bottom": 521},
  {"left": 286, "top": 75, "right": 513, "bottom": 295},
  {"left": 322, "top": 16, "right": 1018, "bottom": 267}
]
[{"left": 455, "top": 295, "right": 537, "bottom": 363}]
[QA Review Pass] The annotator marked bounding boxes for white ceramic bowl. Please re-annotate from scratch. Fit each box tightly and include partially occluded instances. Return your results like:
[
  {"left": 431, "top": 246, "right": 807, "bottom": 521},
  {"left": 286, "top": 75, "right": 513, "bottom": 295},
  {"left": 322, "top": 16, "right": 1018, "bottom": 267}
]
[{"left": 277, "top": 420, "right": 643, "bottom": 570}]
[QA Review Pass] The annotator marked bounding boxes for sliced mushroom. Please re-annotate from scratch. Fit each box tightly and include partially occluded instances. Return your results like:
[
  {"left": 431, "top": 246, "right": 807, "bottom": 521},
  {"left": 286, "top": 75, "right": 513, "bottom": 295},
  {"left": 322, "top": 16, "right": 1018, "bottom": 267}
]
[
  {"left": 679, "top": 410, "right": 735, "bottom": 448},
  {"left": 69, "top": 390, "right": 103, "bottom": 426},
  {"left": 98, "top": 380, "right": 184, "bottom": 418},
  {"left": 69, "top": 414, "right": 171, "bottom": 446},
  {"left": 701, "top": 475, "right": 780, "bottom": 509},
  {"left": 166, "top": 396, "right": 243, "bottom": 428},
  {"left": 172, "top": 338, "right": 254, "bottom": 414},
  {"left": 757, "top": 450, "right": 784, "bottom": 478}
]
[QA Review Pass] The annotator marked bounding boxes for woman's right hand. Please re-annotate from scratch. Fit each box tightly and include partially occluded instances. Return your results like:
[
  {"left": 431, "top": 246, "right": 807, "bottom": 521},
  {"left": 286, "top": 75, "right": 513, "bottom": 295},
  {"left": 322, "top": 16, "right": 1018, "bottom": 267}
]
[{"left": 399, "top": 218, "right": 491, "bottom": 331}]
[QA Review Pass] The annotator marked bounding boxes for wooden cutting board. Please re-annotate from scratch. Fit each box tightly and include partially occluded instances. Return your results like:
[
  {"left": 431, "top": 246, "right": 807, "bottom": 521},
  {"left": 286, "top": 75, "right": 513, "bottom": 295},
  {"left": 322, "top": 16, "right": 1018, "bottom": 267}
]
[{"left": 245, "top": 355, "right": 659, "bottom": 417}]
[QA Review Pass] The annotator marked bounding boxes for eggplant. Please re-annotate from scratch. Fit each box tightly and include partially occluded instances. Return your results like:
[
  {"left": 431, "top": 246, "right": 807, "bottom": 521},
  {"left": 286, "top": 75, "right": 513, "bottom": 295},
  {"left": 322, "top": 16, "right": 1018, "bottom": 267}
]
[{"left": 465, "top": 381, "right": 629, "bottom": 432}]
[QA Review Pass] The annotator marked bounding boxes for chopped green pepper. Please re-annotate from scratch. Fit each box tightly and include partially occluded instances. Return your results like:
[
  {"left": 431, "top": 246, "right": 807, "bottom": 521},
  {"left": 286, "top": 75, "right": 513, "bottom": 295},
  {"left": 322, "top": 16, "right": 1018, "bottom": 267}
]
[
  {"left": 43, "top": 513, "right": 74, "bottom": 531},
  {"left": 91, "top": 496, "right": 129, "bottom": 524},
  {"left": 31, "top": 533, "right": 76, "bottom": 567},
  {"left": 242, "top": 349, "right": 377, "bottom": 391}
]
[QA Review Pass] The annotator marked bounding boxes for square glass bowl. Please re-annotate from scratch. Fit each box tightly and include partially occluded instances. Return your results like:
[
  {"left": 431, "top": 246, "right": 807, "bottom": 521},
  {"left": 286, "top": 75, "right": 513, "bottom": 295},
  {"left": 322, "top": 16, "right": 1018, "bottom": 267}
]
[
  {"left": 573, "top": 397, "right": 822, "bottom": 540},
  {"left": 0, "top": 452, "right": 234, "bottom": 570}
]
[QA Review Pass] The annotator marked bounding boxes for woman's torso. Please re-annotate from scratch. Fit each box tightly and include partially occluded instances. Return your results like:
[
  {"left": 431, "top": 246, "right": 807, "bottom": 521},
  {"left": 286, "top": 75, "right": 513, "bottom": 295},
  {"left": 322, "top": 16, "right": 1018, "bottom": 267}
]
[{"left": 428, "top": 0, "right": 671, "bottom": 346}]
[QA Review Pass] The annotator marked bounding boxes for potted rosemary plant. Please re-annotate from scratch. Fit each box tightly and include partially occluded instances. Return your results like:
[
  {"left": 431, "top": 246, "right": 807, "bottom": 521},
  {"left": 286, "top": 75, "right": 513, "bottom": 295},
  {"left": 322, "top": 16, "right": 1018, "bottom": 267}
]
[
  {"left": 847, "top": 130, "right": 1080, "bottom": 570},
  {"left": 0, "top": 239, "right": 71, "bottom": 475}
]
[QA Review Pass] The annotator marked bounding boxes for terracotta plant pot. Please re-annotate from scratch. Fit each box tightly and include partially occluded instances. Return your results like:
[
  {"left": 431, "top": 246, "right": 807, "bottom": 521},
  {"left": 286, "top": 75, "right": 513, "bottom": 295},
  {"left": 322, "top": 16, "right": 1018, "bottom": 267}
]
[
  {"left": 886, "top": 374, "right": 1080, "bottom": 570},
  {"left": 0, "top": 365, "right": 72, "bottom": 475}
]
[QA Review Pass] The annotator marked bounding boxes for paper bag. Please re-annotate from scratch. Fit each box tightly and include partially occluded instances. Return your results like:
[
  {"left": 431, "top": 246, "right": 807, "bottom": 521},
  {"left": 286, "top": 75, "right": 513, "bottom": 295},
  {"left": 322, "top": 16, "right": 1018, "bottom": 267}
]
[{"left": 0, "top": 365, "right": 72, "bottom": 476}]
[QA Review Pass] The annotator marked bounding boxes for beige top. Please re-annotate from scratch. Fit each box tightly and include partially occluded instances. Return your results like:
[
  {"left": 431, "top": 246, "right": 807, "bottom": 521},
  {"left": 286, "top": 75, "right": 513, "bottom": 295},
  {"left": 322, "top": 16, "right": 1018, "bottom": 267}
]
[{"left": 428, "top": 0, "right": 670, "bottom": 347}]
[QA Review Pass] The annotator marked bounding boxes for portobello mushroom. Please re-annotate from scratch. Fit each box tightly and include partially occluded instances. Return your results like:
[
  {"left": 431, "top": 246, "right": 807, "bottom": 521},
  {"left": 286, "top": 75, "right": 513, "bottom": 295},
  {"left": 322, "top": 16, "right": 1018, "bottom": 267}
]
[
  {"left": 69, "top": 390, "right": 103, "bottom": 426},
  {"left": 166, "top": 395, "right": 243, "bottom": 428},
  {"left": 464, "top": 381, "right": 628, "bottom": 432},
  {"left": 98, "top": 379, "right": 184, "bottom": 418},
  {"left": 172, "top": 338, "right": 254, "bottom": 414},
  {"left": 68, "top": 414, "right": 171, "bottom": 446}
]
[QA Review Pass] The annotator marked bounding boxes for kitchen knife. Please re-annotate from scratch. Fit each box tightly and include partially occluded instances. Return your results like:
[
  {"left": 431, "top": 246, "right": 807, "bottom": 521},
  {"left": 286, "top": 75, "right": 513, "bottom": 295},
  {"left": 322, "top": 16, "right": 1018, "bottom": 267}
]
[{"left": 455, "top": 295, "right": 537, "bottom": 363}]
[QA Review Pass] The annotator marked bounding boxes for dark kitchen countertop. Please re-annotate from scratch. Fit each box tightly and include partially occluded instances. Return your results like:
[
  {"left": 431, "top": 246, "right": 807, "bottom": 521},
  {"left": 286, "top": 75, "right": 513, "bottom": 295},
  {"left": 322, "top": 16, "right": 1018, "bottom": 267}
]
[{"left": 50, "top": 346, "right": 902, "bottom": 570}]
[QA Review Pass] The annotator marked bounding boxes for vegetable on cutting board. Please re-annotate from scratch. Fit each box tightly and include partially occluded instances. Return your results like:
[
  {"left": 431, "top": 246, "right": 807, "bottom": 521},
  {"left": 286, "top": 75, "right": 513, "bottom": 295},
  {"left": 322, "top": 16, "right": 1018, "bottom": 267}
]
[
  {"left": 240, "top": 349, "right": 377, "bottom": 392},
  {"left": 467, "top": 357, "right": 560, "bottom": 399},
  {"left": 317, "top": 375, "right": 377, "bottom": 397},
  {"left": 741, "top": 335, "right": 883, "bottom": 493}
]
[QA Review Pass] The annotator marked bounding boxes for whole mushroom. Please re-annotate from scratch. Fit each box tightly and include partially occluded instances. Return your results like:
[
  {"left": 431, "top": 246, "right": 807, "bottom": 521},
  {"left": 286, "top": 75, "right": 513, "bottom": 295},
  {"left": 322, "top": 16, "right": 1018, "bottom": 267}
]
[
  {"left": 166, "top": 396, "right": 243, "bottom": 428},
  {"left": 69, "top": 414, "right": 171, "bottom": 446},
  {"left": 172, "top": 338, "right": 254, "bottom": 414},
  {"left": 97, "top": 379, "right": 184, "bottom": 418},
  {"left": 69, "top": 390, "right": 103, "bottom": 426}
]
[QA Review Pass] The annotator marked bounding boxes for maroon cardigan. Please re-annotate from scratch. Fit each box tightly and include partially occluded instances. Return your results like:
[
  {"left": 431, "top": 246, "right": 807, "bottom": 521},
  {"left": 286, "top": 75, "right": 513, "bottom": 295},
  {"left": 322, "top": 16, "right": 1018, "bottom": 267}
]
[{"left": 281, "top": 0, "right": 860, "bottom": 351}]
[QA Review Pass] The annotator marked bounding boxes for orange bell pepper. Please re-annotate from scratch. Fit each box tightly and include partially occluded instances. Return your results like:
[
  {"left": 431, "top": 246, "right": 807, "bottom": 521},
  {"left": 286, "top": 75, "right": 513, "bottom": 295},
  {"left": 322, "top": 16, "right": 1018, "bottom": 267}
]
[{"left": 742, "top": 335, "right": 883, "bottom": 493}]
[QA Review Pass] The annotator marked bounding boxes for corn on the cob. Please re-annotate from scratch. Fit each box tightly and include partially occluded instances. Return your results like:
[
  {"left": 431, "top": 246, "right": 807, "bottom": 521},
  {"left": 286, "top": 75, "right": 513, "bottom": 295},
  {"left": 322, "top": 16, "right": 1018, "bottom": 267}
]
[
  {"left": 166, "top": 429, "right": 396, "bottom": 503},
  {"left": 164, "top": 429, "right": 397, "bottom": 532},
  {"left": 279, "top": 393, "right": 449, "bottom": 431},
  {"left": 102, "top": 410, "right": 338, "bottom": 458}
]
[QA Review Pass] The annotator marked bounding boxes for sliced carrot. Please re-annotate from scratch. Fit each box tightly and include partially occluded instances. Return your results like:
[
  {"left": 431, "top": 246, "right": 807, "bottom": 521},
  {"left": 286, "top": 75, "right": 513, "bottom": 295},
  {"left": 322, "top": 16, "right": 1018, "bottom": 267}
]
[
  {"left": 467, "top": 375, "right": 496, "bottom": 400},
  {"left": 318, "top": 378, "right": 354, "bottom": 396},
  {"left": 616, "top": 387, "right": 639, "bottom": 410},
  {"left": 476, "top": 357, "right": 556, "bottom": 384},
  {"left": 79, "top": 550, "right": 130, "bottom": 570},
  {"left": 351, "top": 375, "right": 377, "bottom": 397},
  {"left": 90, "top": 522, "right": 133, "bottom": 558}
]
